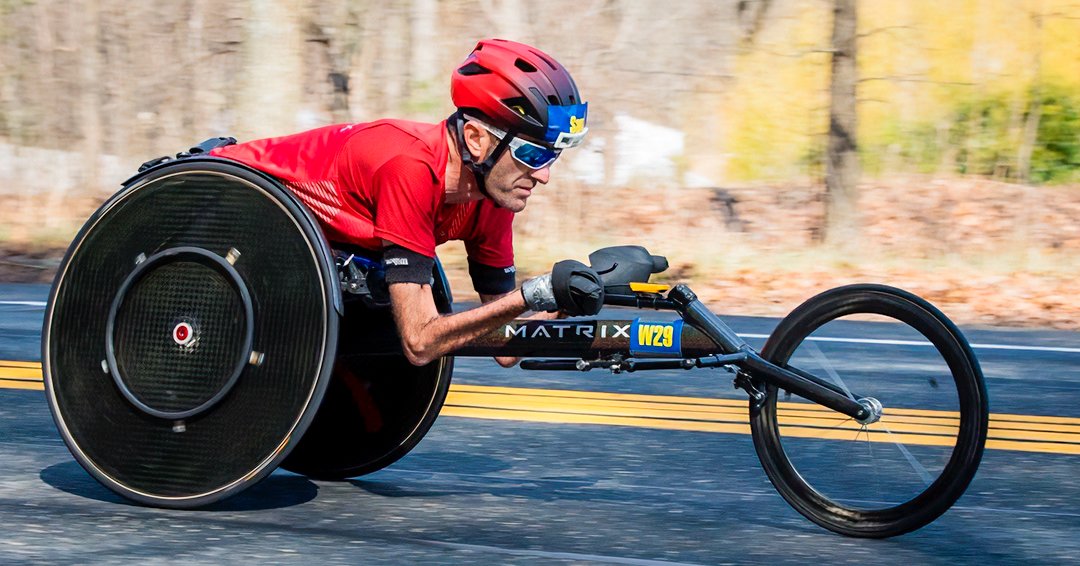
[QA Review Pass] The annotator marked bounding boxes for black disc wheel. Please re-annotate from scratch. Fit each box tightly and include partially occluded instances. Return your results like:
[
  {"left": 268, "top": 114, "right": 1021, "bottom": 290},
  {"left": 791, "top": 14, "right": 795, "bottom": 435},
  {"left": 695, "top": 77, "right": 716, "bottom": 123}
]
[
  {"left": 43, "top": 159, "right": 340, "bottom": 508},
  {"left": 280, "top": 352, "right": 452, "bottom": 480},
  {"left": 750, "top": 284, "right": 988, "bottom": 538},
  {"left": 281, "top": 297, "right": 453, "bottom": 480}
]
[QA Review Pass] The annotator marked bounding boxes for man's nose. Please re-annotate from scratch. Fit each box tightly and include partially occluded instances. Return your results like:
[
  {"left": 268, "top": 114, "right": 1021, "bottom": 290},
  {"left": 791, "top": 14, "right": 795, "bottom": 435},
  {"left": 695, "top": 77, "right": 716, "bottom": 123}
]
[{"left": 529, "top": 165, "right": 551, "bottom": 184}]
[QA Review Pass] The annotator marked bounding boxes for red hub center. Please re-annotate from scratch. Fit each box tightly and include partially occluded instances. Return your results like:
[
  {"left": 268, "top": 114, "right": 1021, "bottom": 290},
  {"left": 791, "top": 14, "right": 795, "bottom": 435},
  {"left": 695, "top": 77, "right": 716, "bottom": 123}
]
[{"left": 173, "top": 322, "right": 194, "bottom": 346}]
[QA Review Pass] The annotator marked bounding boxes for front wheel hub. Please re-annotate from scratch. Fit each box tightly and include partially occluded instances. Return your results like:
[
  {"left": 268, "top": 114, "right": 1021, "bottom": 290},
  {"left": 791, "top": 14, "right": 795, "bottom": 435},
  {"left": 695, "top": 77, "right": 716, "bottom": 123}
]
[{"left": 855, "top": 397, "right": 883, "bottom": 425}]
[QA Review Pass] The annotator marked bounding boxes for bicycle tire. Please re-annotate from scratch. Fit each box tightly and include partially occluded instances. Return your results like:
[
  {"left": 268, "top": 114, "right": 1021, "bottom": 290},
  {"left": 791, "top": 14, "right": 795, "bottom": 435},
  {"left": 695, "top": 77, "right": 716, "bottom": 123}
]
[{"left": 749, "top": 284, "right": 988, "bottom": 537}]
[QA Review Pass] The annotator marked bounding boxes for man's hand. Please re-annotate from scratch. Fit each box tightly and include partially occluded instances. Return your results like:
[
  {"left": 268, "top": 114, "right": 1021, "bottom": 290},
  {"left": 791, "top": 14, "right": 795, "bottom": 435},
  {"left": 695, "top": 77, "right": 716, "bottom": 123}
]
[{"left": 521, "top": 260, "right": 605, "bottom": 316}]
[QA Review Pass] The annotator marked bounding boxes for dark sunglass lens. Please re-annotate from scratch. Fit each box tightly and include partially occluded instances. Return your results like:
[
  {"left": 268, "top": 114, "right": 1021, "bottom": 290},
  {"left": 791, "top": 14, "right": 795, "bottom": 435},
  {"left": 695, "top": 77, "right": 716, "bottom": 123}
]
[{"left": 513, "top": 143, "right": 558, "bottom": 168}]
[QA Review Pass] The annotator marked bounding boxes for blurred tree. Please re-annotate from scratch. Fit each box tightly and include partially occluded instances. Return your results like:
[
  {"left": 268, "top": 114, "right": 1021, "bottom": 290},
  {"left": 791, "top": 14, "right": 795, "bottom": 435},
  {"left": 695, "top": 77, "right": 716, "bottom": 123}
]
[
  {"left": 825, "top": 0, "right": 858, "bottom": 247},
  {"left": 1017, "top": 9, "right": 1043, "bottom": 183},
  {"left": 479, "top": 0, "right": 527, "bottom": 42},
  {"left": 736, "top": 0, "right": 773, "bottom": 47},
  {"left": 77, "top": 0, "right": 102, "bottom": 192},
  {"left": 7, "top": 0, "right": 1080, "bottom": 207},
  {"left": 238, "top": 0, "right": 304, "bottom": 135},
  {"left": 410, "top": 0, "right": 439, "bottom": 103}
]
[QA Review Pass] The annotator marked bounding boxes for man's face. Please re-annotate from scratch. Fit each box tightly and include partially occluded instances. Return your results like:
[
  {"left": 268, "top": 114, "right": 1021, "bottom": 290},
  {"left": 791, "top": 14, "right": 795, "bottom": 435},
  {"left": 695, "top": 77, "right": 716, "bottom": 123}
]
[
  {"left": 483, "top": 140, "right": 552, "bottom": 212},
  {"left": 464, "top": 122, "right": 553, "bottom": 212}
]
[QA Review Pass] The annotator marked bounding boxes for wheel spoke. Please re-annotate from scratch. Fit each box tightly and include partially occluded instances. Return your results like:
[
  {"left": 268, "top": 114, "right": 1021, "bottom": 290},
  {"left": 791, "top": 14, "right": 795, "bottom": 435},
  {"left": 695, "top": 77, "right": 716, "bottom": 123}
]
[
  {"left": 863, "top": 425, "right": 886, "bottom": 503},
  {"left": 804, "top": 341, "right": 856, "bottom": 401},
  {"left": 881, "top": 425, "right": 936, "bottom": 486}
]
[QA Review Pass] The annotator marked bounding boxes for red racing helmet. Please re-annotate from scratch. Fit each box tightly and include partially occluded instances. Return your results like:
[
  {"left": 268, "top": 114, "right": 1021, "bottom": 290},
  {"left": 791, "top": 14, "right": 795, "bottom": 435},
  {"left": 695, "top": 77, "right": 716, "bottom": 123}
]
[{"left": 451, "top": 38, "right": 587, "bottom": 145}]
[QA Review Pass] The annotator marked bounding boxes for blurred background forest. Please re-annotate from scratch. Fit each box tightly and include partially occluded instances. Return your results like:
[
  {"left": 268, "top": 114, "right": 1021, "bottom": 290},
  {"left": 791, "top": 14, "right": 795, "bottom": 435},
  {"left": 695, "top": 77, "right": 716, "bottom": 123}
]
[{"left": 1, "top": 0, "right": 1079, "bottom": 328}]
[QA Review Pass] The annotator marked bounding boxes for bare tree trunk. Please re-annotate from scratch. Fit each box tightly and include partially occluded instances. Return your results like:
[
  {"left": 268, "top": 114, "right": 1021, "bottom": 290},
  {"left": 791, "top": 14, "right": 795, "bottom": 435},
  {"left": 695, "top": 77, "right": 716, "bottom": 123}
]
[
  {"left": 378, "top": 4, "right": 409, "bottom": 117},
  {"left": 49, "top": 0, "right": 103, "bottom": 230},
  {"left": 1017, "top": 91, "right": 1042, "bottom": 183},
  {"left": 593, "top": 0, "right": 645, "bottom": 188},
  {"left": 824, "top": 0, "right": 859, "bottom": 248},
  {"left": 238, "top": 0, "right": 304, "bottom": 137},
  {"left": 410, "top": 0, "right": 438, "bottom": 86},
  {"left": 77, "top": 0, "right": 102, "bottom": 191},
  {"left": 1017, "top": 10, "right": 1043, "bottom": 183},
  {"left": 31, "top": 2, "right": 62, "bottom": 147},
  {"left": 736, "top": 0, "right": 773, "bottom": 48},
  {"left": 481, "top": 0, "right": 528, "bottom": 42},
  {"left": 406, "top": 0, "right": 439, "bottom": 119}
]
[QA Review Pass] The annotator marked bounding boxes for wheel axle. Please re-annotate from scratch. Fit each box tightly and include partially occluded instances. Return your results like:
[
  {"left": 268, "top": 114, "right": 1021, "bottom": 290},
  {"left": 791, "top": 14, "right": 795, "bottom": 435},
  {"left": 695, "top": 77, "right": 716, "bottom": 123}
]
[{"left": 855, "top": 397, "right": 883, "bottom": 425}]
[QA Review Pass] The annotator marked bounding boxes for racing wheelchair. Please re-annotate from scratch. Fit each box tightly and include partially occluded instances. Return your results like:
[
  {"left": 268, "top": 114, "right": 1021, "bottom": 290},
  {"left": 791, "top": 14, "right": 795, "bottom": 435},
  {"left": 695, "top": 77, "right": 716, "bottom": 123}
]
[{"left": 42, "top": 156, "right": 988, "bottom": 538}]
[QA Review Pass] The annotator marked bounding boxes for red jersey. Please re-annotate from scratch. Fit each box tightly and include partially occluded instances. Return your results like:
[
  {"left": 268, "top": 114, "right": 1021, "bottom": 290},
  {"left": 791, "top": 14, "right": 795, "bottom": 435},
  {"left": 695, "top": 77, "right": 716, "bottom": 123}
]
[{"left": 209, "top": 119, "right": 514, "bottom": 268}]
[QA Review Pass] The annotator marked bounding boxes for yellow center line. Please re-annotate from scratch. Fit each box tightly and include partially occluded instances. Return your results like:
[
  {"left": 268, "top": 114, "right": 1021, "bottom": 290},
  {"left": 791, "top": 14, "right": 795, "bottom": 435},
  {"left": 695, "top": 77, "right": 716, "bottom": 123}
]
[
  {"left": 0, "top": 367, "right": 45, "bottom": 379},
  {"left": 446, "top": 390, "right": 1080, "bottom": 448},
  {"left": 0, "top": 378, "right": 44, "bottom": 391},
  {"left": 0, "top": 360, "right": 43, "bottom": 369},
  {"left": 5, "top": 360, "right": 1079, "bottom": 455}
]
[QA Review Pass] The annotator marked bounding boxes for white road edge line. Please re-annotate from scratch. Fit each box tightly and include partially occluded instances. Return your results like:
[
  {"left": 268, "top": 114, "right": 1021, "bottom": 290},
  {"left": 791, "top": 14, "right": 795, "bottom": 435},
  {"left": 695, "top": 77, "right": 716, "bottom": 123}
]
[
  {"left": 2, "top": 300, "right": 1075, "bottom": 354},
  {"left": 0, "top": 301, "right": 46, "bottom": 307},
  {"left": 739, "top": 333, "right": 1080, "bottom": 354}
]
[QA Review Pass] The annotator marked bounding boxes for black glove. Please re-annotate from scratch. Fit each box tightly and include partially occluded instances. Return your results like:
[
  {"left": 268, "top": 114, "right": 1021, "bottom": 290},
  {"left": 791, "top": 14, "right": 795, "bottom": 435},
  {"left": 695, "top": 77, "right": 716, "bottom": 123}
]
[{"left": 550, "top": 260, "right": 605, "bottom": 316}]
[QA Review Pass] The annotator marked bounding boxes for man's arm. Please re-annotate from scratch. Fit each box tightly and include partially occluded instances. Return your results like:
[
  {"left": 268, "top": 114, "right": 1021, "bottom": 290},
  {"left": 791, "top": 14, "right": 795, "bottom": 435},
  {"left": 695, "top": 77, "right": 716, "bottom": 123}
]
[
  {"left": 389, "top": 282, "right": 528, "bottom": 366},
  {"left": 479, "top": 291, "right": 561, "bottom": 368},
  {"left": 388, "top": 258, "right": 605, "bottom": 367}
]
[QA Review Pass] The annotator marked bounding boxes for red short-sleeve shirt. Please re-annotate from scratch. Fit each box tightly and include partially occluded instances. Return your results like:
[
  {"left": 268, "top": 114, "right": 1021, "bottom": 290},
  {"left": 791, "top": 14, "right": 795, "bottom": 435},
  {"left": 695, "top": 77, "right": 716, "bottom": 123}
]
[{"left": 209, "top": 119, "right": 514, "bottom": 268}]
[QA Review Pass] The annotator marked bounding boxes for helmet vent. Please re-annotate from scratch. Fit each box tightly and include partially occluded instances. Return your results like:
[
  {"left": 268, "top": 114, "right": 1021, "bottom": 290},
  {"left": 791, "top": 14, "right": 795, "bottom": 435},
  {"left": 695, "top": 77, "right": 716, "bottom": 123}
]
[
  {"left": 530, "top": 50, "right": 559, "bottom": 71},
  {"left": 458, "top": 62, "right": 491, "bottom": 76},
  {"left": 547, "top": 95, "right": 558, "bottom": 105},
  {"left": 503, "top": 96, "right": 539, "bottom": 121},
  {"left": 514, "top": 58, "right": 538, "bottom": 73}
]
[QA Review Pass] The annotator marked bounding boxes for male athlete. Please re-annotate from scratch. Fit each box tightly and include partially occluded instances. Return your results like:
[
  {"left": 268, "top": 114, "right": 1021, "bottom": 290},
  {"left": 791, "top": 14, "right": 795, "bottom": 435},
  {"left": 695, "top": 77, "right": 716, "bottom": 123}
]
[{"left": 211, "top": 39, "right": 603, "bottom": 366}]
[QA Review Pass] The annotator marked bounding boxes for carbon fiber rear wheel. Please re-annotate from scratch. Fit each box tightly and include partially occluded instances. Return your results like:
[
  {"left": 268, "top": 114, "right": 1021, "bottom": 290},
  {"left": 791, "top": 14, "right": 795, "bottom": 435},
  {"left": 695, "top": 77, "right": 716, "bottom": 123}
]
[
  {"left": 281, "top": 266, "right": 455, "bottom": 480},
  {"left": 42, "top": 159, "right": 340, "bottom": 508}
]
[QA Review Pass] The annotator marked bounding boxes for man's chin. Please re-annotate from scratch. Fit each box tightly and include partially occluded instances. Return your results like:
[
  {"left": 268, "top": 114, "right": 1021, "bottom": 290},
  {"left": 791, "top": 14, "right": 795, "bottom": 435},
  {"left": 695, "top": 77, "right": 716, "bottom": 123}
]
[
  {"left": 496, "top": 194, "right": 529, "bottom": 212},
  {"left": 490, "top": 190, "right": 529, "bottom": 212}
]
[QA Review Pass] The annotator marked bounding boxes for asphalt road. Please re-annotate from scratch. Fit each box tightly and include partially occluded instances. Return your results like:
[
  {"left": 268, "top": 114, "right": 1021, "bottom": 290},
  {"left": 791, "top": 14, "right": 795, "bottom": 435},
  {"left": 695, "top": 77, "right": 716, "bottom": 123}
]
[{"left": 2, "top": 283, "right": 1080, "bottom": 564}]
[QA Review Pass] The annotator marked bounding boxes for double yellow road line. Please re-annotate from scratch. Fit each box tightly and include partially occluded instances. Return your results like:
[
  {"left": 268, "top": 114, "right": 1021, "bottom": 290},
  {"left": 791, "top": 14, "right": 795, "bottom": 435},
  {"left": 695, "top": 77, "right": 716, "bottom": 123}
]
[
  {"left": 0, "top": 360, "right": 44, "bottom": 391},
  {"left": 442, "top": 385, "right": 1080, "bottom": 455},
  {"left": 6, "top": 361, "right": 1080, "bottom": 455}
]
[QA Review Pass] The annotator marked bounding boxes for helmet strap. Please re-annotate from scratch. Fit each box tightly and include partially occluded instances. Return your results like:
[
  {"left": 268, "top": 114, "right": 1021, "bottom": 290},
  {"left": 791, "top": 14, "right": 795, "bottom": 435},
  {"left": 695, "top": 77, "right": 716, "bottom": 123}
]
[{"left": 448, "top": 110, "right": 514, "bottom": 207}]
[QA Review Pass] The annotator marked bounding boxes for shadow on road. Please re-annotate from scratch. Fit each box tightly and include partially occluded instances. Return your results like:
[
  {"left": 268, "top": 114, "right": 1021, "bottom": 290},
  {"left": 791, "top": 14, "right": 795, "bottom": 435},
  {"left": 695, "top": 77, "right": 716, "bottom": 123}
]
[
  {"left": 39, "top": 460, "right": 130, "bottom": 505},
  {"left": 39, "top": 460, "right": 320, "bottom": 511}
]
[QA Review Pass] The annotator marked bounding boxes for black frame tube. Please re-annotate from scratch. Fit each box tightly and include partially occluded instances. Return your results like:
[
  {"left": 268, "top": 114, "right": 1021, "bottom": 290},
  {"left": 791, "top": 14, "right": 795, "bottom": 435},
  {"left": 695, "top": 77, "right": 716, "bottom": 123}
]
[
  {"left": 741, "top": 352, "right": 869, "bottom": 421},
  {"left": 451, "top": 319, "right": 723, "bottom": 358},
  {"left": 667, "top": 286, "right": 749, "bottom": 352},
  {"left": 666, "top": 285, "right": 868, "bottom": 422},
  {"left": 447, "top": 284, "right": 871, "bottom": 421}
]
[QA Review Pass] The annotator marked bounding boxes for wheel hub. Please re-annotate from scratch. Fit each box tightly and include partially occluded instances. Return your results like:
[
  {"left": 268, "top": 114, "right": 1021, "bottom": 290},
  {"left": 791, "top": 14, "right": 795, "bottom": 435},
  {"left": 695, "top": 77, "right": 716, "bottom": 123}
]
[{"left": 855, "top": 397, "right": 883, "bottom": 425}]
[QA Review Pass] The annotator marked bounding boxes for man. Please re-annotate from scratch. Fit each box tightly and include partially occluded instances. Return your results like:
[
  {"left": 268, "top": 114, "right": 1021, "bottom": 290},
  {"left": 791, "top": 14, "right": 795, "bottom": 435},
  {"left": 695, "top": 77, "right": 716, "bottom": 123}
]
[{"left": 211, "top": 38, "right": 604, "bottom": 366}]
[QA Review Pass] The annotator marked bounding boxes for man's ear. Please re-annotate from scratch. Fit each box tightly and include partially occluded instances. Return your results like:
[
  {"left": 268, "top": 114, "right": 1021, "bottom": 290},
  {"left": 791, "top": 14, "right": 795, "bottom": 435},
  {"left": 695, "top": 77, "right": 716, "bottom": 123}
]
[{"left": 462, "top": 120, "right": 489, "bottom": 161}]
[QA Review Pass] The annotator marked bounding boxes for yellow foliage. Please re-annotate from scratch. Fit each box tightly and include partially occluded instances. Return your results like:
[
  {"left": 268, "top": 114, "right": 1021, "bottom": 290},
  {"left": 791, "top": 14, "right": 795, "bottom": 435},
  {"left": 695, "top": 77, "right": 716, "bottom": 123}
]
[{"left": 721, "top": 0, "right": 1080, "bottom": 180}]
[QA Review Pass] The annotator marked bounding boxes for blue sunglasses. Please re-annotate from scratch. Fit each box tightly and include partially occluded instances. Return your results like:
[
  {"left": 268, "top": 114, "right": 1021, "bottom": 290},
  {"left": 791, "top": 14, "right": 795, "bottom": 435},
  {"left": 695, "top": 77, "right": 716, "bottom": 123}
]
[{"left": 470, "top": 118, "right": 561, "bottom": 170}]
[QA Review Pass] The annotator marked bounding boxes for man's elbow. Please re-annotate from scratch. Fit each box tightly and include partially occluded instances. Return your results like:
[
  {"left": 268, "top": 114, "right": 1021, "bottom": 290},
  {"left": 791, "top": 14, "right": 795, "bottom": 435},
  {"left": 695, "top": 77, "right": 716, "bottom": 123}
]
[{"left": 400, "top": 335, "right": 436, "bottom": 367}]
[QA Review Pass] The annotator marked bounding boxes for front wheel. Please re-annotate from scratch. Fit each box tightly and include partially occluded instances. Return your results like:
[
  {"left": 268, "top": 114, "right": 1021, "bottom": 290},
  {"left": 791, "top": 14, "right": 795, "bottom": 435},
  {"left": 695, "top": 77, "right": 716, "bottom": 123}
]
[{"left": 749, "top": 284, "right": 988, "bottom": 538}]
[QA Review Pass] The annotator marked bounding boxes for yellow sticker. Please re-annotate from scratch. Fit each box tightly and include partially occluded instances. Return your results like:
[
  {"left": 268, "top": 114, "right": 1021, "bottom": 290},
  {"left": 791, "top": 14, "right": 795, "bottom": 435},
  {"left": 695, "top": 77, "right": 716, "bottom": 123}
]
[
  {"left": 570, "top": 115, "right": 585, "bottom": 134},
  {"left": 629, "top": 282, "right": 670, "bottom": 294},
  {"left": 636, "top": 324, "right": 675, "bottom": 348},
  {"left": 630, "top": 319, "right": 683, "bottom": 356}
]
